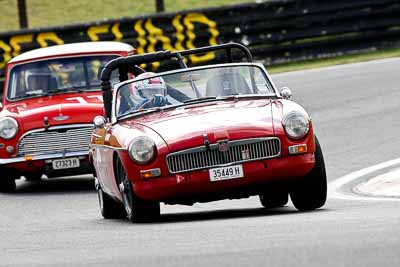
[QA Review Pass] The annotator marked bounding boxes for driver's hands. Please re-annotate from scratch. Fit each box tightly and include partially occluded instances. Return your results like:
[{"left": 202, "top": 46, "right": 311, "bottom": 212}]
[
  {"left": 150, "top": 94, "right": 167, "bottom": 107},
  {"left": 135, "top": 94, "right": 168, "bottom": 110}
]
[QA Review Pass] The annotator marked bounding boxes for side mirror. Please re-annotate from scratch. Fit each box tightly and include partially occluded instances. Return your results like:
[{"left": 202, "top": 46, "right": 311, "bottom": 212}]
[
  {"left": 93, "top": 116, "right": 106, "bottom": 128},
  {"left": 280, "top": 87, "right": 292, "bottom": 100},
  {"left": 0, "top": 102, "right": 3, "bottom": 112}
]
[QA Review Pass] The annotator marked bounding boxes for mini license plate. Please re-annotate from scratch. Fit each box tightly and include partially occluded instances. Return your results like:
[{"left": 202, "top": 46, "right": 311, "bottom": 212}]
[
  {"left": 52, "top": 158, "right": 80, "bottom": 170},
  {"left": 209, "top": 164, "right": 244, "bottom": 182}
]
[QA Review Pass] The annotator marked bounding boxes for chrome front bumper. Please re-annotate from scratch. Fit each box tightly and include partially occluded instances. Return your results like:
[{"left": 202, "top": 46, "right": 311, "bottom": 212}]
[{"left": 0, "top": 151, "right": 89, "bottom": 165}]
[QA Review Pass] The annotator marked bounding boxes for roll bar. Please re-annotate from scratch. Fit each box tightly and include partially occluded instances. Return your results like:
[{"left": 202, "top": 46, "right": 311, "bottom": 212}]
[{"left": 100, "top": 43, "right": 253, "bottom": 120}]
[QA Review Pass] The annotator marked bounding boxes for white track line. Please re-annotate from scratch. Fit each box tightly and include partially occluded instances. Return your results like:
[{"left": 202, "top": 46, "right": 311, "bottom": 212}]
[
  {"left": 328, "top": 157, "right": 400, "bottom": 201},
  {"left": 355, "top": 168, "right": 400, "bottom": 197}
]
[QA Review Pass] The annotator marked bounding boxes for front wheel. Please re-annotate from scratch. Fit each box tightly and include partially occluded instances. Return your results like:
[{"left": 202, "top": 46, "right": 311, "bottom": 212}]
[
  {"left": 290, "top": 136, "right": 327, "bottom": 211},
  {"left": 97, "top": 184, "right": 126, "bottom": 219},
  {"left": 116, "top": 158, "right": 160, "bottom": 223}
]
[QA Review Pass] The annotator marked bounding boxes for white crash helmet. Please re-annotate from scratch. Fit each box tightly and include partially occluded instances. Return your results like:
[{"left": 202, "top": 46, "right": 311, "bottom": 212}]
[{"left": 133, "top": 72, "right": 167, "bottom": 99}]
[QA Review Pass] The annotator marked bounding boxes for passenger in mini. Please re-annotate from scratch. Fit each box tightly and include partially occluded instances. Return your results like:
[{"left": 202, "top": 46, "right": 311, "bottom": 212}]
[{"left": 24, "top": 68, "right": 57, "bottom": 96}]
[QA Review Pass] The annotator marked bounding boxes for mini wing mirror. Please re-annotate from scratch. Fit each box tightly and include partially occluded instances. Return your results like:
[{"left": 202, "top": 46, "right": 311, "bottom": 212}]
[
  {"left": 0, "top": 102, "right": 3, "bottom": 111},
  {"left": 93, "top": 116, "right": 106, "bottom": 128},
  {"left": 280, "top": 87, "right": 292, "bottom": 100}
]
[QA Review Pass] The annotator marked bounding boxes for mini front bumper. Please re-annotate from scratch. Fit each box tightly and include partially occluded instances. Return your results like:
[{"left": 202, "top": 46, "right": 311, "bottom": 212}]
[
  {"left": 0, "top": 151, "right": 92, "bottom": 178},
  {"left": 0, "top": 151, "right": 88, "bottom": 165}
]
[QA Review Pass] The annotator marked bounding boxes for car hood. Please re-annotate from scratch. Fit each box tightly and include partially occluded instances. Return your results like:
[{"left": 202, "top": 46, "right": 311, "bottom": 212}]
[
  {"left": 123, "top": 99, "right": 275, "bottom": 152},
  {"left": 3, "top": 93, "right": 104, "bottom": 131}
]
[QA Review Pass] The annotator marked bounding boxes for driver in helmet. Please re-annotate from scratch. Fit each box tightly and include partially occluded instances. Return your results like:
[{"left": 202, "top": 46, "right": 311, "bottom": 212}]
[{"left": 131, "top": 72, "right": 168, "bottom": 110}]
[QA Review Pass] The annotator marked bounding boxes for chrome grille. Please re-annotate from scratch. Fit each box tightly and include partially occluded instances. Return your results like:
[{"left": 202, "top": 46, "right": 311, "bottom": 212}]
[
  {"left": 166, "top": 137, "right": 281, "bottom": 174},
  {"left": 18, "top": 126, "right": 93, "bottom": 156}
]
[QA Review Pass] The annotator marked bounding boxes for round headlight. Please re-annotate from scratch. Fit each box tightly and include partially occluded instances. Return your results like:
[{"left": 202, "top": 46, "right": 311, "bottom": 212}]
[
  {"left": 0, "top": 117, "right": 19, "bottom": 140},
  {"left": 128, "top": 136, "right": 156, "bottom": 164},
  {"left": 282, "top": 111, "right": 310, "bottom": 139}
]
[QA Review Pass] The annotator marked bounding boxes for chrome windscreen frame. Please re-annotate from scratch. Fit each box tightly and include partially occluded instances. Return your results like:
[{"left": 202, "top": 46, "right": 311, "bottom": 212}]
[
  {"left": 110, "top": 62, "right": 279, "bottom": 124},
  {"left": 5, "top": 53, "right": 123, "bottom": 103}
]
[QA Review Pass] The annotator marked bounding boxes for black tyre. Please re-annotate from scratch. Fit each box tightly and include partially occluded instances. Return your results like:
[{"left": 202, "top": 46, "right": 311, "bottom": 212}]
[
  {"left": 0, "top": 169, "right": 17, "bottom": 192},
  {"left": 116, "top": 158, "right": 160, "bottom": 223},
  {"left": 97, "top": 185, "right": 126, "bottom": 219},
  {"left": 259, "top": 188, "right": 288, "bottom": 208},
  {"left": 0, "top": 178, "right": 16, "bottom": 192},
  {"left": 290, "top": 136, "right": 327, "bottom": 211},
  {"left": 25, "top": 173, "right": 43, "bottom": 181}
]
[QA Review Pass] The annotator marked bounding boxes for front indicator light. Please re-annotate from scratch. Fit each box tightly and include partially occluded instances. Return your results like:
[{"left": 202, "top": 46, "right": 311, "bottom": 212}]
[
  {"left": 140, "top": 168, "right": 161, "bottom": 179},
  {"left": 6, "top": 146, "right": 14, "bottom": 154},
  {"left": 288, "top": 144, "right": 307, "bottom": 155}
]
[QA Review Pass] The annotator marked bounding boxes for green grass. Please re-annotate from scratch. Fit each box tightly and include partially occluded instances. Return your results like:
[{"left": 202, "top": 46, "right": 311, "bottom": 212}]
[{"left": 0, "top": 0, "right": 248, "bottom": 32}]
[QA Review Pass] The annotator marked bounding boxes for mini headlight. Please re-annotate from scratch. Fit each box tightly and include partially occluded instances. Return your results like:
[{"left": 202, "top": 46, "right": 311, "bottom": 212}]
[
  {"left": 128, "top": 136, "right": 156, "bottom": 164},
  {"left": 0, "top": 117, "right": 18, "bottom": 140},
  {"left": 282, "top": 111, "right": 309, "bottom": 139}
]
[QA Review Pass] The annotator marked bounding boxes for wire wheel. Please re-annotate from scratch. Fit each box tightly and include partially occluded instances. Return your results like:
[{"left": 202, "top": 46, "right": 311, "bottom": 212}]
[
  {"left": 116, "top": 158, "right": 160, "bottom": 223},
  {"left": 96, "top": 182, "right": 126, "bottom": 219}
]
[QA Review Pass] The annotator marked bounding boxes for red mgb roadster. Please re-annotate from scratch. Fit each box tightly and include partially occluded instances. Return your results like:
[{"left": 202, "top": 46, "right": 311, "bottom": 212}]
[
  {"left": 0, "top": 41, "right": 134, "bottom": 191},
  {"left": 91, "top": 43, "right": 327, "bottom": 222}
]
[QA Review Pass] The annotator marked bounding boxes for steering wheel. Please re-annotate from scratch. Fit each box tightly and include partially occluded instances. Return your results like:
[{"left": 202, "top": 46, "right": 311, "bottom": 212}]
[{"left": 136, "top": 97, "right": 154, "bottom": 110}]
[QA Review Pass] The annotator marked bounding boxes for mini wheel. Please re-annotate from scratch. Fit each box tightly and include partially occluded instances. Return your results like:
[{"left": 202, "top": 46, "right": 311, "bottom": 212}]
[
  {"left": 24, "top": 173, "right": 43, "bottom": 181},
  {"left": 0, "top": 178, "right": 16, "bottom": 192}
]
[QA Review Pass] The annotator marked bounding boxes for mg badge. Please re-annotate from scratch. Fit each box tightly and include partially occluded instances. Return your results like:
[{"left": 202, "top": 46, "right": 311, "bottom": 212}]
[
  {"left": 218, "top": 140, "right": 230, "bottom": 152},
  {"left": 53, "top": 115, "right": 70, "bottom": 121},
  {"left": 241, "top": 149, "right": 250, "bottom": 160}
]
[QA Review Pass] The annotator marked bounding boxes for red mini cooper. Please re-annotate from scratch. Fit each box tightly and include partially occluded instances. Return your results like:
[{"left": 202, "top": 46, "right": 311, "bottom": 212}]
[
  {"left": 0, "top": 41, "right": 134, "bottom": 191},
  {"left": 91, "top": 43, "right": 327, "bottom": 222}
]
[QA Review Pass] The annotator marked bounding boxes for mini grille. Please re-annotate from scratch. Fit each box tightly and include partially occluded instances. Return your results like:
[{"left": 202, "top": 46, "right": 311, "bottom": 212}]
[
  {"left": 166, "top": 137, "right": 281, "bottom": 174},
  {"left": 17, "top": 127, "right": 93, "bottom": 156}
]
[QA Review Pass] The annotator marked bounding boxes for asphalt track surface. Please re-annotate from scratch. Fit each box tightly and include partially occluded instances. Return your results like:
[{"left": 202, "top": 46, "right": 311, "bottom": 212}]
[{"left": 1, "top": 58, "right": 400, "bottom": 267}]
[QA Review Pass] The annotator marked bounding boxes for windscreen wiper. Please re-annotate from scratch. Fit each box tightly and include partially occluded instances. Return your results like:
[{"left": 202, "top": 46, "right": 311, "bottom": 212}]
[
  {"left": 117, "top": 104, "right": 182, "bottom": 120},
  {"left": 117, "top": 107, "right": 162, "bottom": 120},
  {"left": 183, "top": 96, "right": 217, "bottom": 104},
  {"left": 47, "top": 87, "right": 86, "bottom": 94},
  {"left": 25, "top": 91, "right": 49, "bottom": 97},
  {"left": 219, "top": 94, "right": 275, "bottom": 100}
]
